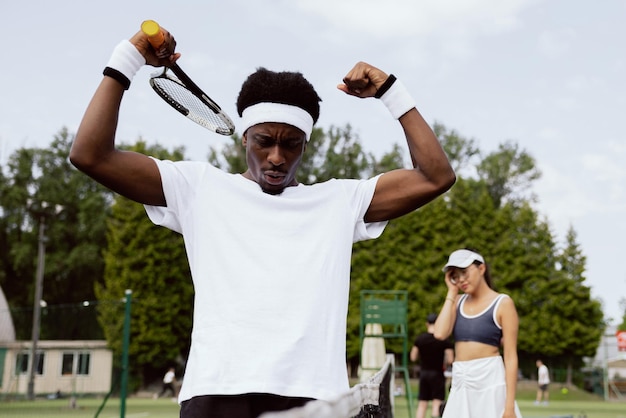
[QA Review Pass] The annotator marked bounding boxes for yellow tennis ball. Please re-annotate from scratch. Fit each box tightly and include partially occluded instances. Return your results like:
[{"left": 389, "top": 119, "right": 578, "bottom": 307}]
[{"left": 561, "top": 387, "right": 569, "bottom": 394}]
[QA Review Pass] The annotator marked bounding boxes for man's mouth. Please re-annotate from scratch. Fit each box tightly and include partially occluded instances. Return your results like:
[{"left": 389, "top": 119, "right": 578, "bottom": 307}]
[{"left": 264, "top": 171, "right": 285, "bottom": 185}]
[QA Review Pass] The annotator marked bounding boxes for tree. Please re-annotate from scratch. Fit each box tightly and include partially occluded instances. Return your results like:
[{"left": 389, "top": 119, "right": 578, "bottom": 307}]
[
  {"left": 490, "top": 202, "right": 557, "bottom": 372},
  {"left": 300, "top": 125, "right": 373, "bottom": 183},
  {"left": 348, "top": 132, "right": 604, "bottom": 381},
  {"left": 618, "top": 298, "right": 626, "bottom": 331},
  {"left": 477, "top": 141, "right": 541, "bottom": 208},
  {"left": 551, "top": 227, "right": 604, "bottom": 385},
  {"left": 208, "top": 133, "right": 247, "bottom": 174},
  {"left": 433, "top": 122, "right": 480, "bottom": 174},
  {"left": 0, "top": 128, "right": 112, "bottom": 339}
]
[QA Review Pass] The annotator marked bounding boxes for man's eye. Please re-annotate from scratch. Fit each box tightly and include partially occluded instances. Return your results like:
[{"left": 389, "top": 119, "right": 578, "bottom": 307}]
[
  {"left": 255, "top": 137, "right": 273, "bottom": 147},
  {"left": 253, "top": 136, "right": 303, "bottom": 149},
  {"left": 285, "top": 140, "right": 303, "bottom": 149}
]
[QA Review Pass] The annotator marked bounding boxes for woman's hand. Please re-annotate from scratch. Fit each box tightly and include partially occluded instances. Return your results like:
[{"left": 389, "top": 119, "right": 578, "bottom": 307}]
[{"left": 444, "top": 270, "right": 459, "bottom": 295}]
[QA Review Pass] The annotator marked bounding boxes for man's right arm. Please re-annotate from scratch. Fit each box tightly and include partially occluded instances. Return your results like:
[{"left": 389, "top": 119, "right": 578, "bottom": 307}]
[
  {"left": 70, "top": 76, "right": 166, "bottom": 205},
  {"left": 70, "top": 29, "right": 179, "bottom": 206}
]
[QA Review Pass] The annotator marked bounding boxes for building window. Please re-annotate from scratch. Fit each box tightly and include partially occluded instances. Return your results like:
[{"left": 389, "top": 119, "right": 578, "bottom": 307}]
[
  {"left": 78, "top": 353, "right": 90, "bottom": 375},
  {"left": 15, "top": 353, "right": 28, "bottom": 375},
  {"left": 15, "top": 352, "right": 44, "bottom": 375},
  {"left": 61, "top": 353, "right": 73, "bottom": 375},
  {"left": 61, "top": 352, "right": 91, "bottom": 376}
]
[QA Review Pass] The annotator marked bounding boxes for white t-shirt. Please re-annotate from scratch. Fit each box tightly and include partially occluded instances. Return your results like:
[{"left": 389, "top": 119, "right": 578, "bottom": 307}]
[
  {"left": 145, "top": 160, "right": 387, "bottom": 402},
  {"left": 538, "top": 364, "right": 550, "bottom": 385},
  {"left": 163, "top": 370, "right": 175, "bottom": 384}
]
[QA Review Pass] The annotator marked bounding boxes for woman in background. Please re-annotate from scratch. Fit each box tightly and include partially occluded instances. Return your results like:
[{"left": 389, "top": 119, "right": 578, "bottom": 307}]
[{"left": 433, "top": 249, "right": 522, "bottom": 418}]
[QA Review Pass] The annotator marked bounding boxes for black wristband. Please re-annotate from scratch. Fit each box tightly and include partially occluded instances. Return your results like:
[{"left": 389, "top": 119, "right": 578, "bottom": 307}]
[
  {"left": 103, "top": 67, "right": 131, "bottom": 90},
  {"left": 374, "top": 74, "right": 397, "bottom": 99}
]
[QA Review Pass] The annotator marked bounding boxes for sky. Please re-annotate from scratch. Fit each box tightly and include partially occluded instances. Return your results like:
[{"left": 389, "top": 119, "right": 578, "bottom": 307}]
[{"left": 1, "top": 0, "right": 624, "bottom": 323}]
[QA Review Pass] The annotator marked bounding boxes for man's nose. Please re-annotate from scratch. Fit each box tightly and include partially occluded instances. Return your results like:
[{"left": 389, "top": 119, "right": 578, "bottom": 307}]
[{"left": 267, "top": 145, "right": 285, "bottom": 166}]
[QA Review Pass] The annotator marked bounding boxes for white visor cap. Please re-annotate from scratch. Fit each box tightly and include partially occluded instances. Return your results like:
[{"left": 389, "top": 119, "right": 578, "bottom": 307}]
[{"left": 442, "top": 249, "right": 485, "bottom": 272}]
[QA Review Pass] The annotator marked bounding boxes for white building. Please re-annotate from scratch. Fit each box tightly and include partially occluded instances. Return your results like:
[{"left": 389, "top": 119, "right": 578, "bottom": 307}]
[
  {"left": 1, "top": 340, "right": 113, "bottom": 396},
  {"left": 0, "top": 285, "right": 113, "bottom": 397},
  {"left": 589, "top": 325, "right": 626, "bottom": 380},
  {"left": 0, "top": 285, "right": 15, "bottom": 342}
]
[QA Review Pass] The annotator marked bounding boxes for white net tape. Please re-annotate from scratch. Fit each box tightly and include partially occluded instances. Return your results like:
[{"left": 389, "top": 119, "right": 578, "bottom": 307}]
[{"left": 260, "top": 355, "right": 394, "bottom": 418}]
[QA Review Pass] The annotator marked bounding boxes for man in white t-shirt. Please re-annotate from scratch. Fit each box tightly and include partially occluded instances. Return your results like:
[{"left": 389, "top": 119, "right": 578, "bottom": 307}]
[
  {"left": 70, "top": 24, "right": 456, "bottom": 418},
  {"left": 535, "top": 359, "right": 550, "bottom": 405},
  {"left": 155, "top": 367, "right": 177, "bottom": 399}
]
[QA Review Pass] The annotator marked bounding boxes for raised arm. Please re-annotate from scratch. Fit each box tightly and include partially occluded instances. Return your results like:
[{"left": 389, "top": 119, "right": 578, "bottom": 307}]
[
  {"left": 432, "top": 271, "right": 459, "bottom": 341},
  {"left": 69, "top": 28, "right": 180, "bottom": 206},
  {"left": 337, "top": 62, "right": 456, "bottom": 222}
]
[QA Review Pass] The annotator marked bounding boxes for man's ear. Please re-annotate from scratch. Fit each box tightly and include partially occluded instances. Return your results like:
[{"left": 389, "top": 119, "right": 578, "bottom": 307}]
[{"left": 242, "top": 132, "right": 248, "bottom": 146}]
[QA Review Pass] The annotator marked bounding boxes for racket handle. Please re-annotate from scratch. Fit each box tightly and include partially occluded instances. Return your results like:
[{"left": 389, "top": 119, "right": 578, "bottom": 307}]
[{"left": 141, "top": 20, "right": 165, "bottom": 49}]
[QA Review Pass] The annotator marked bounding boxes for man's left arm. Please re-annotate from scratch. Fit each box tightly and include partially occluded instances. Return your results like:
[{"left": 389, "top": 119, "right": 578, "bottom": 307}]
[{"left": 338, "top": 62, "right": 456, "bottom": 222}]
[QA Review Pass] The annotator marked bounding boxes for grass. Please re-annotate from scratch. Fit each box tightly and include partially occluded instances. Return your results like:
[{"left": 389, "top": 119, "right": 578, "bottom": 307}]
[
  {"left": 0, "top": 397, "right": 180, "bottom": 418},
  {"left": 391, "top": 379, "right": 626, "bottom": 418},
  {"left": 393, "top": 398, "right": 626, "bottom": 418},
  {"left": 0, "top": 381, "right": 624, "bottom": 418}
]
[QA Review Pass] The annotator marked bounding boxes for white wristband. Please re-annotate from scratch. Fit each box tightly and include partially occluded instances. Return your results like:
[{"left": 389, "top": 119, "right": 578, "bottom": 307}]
[
  {"left": 105, "top": 40, "right": 145, "bottom": 85},
  {"left": 380, "top": 79, "right": 416, "bottom": 119}
]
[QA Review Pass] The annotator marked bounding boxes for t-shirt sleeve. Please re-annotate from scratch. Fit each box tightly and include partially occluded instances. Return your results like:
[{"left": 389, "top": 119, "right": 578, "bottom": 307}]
[
  {"left": 352, "top": 174, "right": 388, "bottom": 242},
  {"left": 144, "top": 158, "right": 206, "bottom": 234}
]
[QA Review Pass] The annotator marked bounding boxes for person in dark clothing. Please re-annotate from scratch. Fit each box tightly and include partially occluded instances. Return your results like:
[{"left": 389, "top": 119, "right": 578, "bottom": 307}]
[{"left": 410, "top": 313, "right": 454, "bottom": 418}]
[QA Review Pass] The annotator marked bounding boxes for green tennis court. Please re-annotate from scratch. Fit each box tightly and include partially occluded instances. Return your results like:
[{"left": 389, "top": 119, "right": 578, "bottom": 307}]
[
  {"left": 0, "top": 398, "right": 179, "bottom": 418},
  {"left": 392, "top": 398, "right": 626, "bottom": 418},
  {"left": 1, "top": 397, "right": 625, "bottom": 418}
]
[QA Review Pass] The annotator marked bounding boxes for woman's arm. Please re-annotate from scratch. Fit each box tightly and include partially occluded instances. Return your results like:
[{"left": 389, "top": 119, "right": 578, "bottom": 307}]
[
  {"left": 499, "top": 296, "right": 520, "bottom": 418},
  {"left": 433, "top": 271, "right": 459, "bottom": 340}
]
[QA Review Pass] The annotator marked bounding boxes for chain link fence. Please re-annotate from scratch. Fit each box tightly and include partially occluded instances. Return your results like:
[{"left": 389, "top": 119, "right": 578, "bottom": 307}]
[{"left": 0, "top": 300, "right": 127, "bottom": 417}]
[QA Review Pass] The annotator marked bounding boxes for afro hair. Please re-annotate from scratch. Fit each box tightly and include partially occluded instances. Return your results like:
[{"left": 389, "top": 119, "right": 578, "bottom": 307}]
[{"left": 236, "top": 67, "right": 322, "bottom": 124}]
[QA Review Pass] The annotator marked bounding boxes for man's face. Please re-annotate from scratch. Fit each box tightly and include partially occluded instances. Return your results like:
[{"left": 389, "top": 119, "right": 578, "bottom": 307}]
[{"left": 242, "top": 122, "right": 307, "bottom": 195}]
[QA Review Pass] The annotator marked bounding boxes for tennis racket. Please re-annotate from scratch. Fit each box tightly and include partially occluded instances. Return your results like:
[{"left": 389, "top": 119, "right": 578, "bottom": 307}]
[{"left": 141, "top": 20, "right": 235, "bottom": 136}]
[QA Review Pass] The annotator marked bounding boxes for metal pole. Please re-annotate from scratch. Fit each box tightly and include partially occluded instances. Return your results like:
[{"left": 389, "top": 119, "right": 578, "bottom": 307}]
[
  {"left": 27, "top": 216, "right": 46, "bottom": 400},
  {"left": 120, "top": 289, "right": 132, "bottom": 418},
  {"left": 603, "top": 332, "right": 610, "bottom": 401}
]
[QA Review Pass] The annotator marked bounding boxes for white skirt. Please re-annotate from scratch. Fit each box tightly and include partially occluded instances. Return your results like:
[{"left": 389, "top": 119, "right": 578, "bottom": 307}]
[{"left": 442, "top": 356, "right": 522, "bottom": 418}]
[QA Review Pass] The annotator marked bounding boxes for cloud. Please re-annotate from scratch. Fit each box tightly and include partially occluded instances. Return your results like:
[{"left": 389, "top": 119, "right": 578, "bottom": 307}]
[
  {"left": 582, "top": 153, "right": 625, "bottom": 182},
  {"left": 537, "top": 28, "right": 576, "bottom": 57},
  {"left": 535, "top": 162, "right": 592, "bottom": 230},
  {"left": 581, "top": 152, "right": 626, "bottom": 206},
  {"left": 291, "top": 0, "right": 539, "bottom": 38},
  {"left": 608, "top": 138, "right": 626, "bottom": 154}
]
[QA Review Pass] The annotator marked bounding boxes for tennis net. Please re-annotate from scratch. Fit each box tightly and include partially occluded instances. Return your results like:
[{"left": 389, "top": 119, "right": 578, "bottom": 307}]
[{"left": 260, "top": 355, "right": 394, "bottom": 418}]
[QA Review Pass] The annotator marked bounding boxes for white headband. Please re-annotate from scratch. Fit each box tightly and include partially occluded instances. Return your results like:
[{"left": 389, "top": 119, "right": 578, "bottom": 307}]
[{"left": 240, "top": 102, "right": 314, "bottom": 141}]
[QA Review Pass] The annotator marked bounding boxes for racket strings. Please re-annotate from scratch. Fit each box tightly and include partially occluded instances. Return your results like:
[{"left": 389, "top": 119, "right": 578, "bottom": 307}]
[{"left": 150, "top": 76, "right": 235, "bottom": 135}]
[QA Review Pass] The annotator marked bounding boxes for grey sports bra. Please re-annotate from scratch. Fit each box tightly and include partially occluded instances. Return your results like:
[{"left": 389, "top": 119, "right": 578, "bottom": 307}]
[{"left": 453, "top": 294, "right": 506, "bottom": 347}]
